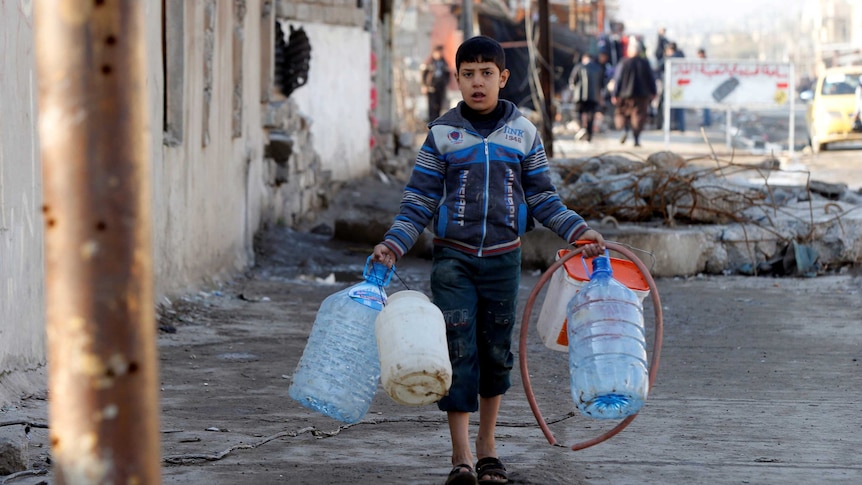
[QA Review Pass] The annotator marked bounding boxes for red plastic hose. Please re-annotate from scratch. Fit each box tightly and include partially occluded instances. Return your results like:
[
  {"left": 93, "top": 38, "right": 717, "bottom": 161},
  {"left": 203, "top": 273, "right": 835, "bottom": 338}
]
[{"left": 518, "top": 241, "right": 664, "bottom": 451}]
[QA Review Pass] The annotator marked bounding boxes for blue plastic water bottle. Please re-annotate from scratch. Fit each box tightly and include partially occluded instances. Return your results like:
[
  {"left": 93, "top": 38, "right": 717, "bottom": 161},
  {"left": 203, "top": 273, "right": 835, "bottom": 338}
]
[
  {"left": 566, "top": 254, "right": 648, "bottom": 419},
  {"left": 288, "top": 257, "right": 393, "bottom": 423}
]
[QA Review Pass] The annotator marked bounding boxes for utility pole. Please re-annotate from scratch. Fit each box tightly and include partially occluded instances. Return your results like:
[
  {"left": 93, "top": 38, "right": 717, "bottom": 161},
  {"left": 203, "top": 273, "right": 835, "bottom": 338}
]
[
  {"left": 463, "top": 0, "right": 474, "bottom": 38},
  {"left": 538, "top": 0, "right": 555, "bottom": 157},
  {"left": 34, "top": 1, "right": 162, "bottom": 483},
  {"left": 597, "top": 0, "right": 606, "bottom": 34}
]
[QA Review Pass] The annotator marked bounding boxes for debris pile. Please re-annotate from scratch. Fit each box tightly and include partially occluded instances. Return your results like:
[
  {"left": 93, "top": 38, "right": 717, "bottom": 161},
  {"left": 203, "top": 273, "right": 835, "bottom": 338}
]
[
  {"left": 553, "top": 151, "right": 860, "bottom": 225},
  {"left": 552, "top": 151, "right": 862, "bottom": 275}
]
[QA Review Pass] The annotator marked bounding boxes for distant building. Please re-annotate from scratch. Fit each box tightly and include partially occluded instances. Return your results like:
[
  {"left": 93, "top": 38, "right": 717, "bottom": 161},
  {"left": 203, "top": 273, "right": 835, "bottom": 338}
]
[{"left": 806, "top": 0, "right": 862, "bottom": 70}]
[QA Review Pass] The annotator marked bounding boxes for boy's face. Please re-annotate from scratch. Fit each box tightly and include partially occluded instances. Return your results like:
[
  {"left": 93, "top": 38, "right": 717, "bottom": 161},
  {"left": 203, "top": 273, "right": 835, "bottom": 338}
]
[{"left": 455, "top": 61, "right": 509, "bottom": 115}]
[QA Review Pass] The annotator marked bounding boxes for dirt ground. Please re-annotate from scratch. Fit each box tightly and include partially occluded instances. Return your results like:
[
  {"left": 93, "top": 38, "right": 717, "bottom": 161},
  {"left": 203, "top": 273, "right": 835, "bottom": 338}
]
[{"left": 2, "top": 178, "right": 862, "bottom": 485}]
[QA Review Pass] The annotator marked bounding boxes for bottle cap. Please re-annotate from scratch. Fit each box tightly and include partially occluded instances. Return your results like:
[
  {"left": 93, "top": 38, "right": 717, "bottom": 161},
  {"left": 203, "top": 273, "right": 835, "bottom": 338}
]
[{"left": 591, "top": 255, "right": 613, "bottom": 277}]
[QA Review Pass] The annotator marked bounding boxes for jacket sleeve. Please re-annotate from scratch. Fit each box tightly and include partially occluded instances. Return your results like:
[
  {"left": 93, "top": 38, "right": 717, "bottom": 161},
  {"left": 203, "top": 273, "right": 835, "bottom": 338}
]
[
  {"left": 569, "top": 66, "right": 580, "bottom": 88},
  {"left": 420, "top": 61, "right": 432, "bottom": 87},
  {"left": 381, "top": 133, "right": 445, "bottom": 259},
  {"left": 569, "top": 67, "right": 582, "bottom": 101},
  {"left": 612, "top": 63, "right": 624, "bottom": 97},
  {"left": 521, "top": 133, "right": 590, "bottom": 243},
  {"left": 599, "top": 66, "right": 611, "bottom": 91},
  {"left": 647, "top": 61, "right": 658, "bottom": 96}
]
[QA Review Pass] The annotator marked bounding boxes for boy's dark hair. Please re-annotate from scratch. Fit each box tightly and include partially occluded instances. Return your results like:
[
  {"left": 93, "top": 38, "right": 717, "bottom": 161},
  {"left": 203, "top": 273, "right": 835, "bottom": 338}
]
[{"left": 455, "top": 35, "right": 506, "bottom": 72}]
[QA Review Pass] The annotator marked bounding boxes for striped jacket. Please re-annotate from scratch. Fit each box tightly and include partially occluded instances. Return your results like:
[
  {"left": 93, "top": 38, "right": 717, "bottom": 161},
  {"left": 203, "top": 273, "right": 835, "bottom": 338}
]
[{"left": 381, "top": 100, "right": 590, "bottom": 259}]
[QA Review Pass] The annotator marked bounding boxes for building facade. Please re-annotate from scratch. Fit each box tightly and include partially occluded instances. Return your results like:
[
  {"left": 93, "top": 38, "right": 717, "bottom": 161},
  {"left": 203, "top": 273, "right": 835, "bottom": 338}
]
[
  {"left": 0, "top": 0, "right": 374, "bottom": 406},
  {"left": 807, "top": 0, "right": 862, "bottom": 70}
]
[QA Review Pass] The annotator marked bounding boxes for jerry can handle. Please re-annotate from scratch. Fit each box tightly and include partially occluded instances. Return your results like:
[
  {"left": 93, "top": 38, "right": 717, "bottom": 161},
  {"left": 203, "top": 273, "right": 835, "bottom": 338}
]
[
  {"left": 364, "top": 255, "right": 395, "bottom": 287},
  {"left": 573, "top": 240, "right": 609, "bottom": 280}
]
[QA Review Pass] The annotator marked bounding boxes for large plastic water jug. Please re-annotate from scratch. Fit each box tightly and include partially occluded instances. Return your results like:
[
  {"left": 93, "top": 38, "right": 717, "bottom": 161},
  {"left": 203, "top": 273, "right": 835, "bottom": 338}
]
[
  {"left": 288, "top": 257, "right": 393, "bottom": 423},
  {"left": 375, "top": 290, "right": 452, "bottom": 406},
  {"left": 566, "top": 255, "right": 648, "bottom": 419},
  {"left": 538, "top": 248, "right": 649, "bottom": 352}
]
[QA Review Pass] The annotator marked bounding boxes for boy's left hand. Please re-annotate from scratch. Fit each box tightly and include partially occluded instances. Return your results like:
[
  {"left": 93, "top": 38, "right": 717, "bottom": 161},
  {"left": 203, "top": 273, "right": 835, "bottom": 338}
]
[
  {"left": 576, "top": 229, "right": 606, "bottom": 258},
  {"left": 372, "top": 243, "right": 396, "bottom": 268}
]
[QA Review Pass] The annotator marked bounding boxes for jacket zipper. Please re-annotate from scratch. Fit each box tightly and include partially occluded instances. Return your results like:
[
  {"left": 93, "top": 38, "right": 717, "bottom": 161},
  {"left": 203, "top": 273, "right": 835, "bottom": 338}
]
[{"left": 478, "top": 137, "right": 490, "bottom": 256}]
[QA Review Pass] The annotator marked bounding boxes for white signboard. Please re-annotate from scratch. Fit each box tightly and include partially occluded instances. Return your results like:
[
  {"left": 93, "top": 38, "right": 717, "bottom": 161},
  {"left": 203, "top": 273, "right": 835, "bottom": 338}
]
[
  {"left": 665, "top": 60, "right": 793, "bottom": 108},
  {"left": 663, "top": 59, "right": 796, "bottom": 155}
]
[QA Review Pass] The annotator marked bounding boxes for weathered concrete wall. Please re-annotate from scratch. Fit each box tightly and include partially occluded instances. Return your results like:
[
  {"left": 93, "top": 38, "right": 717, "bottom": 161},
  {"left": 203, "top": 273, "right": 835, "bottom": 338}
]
[
  {"left": 260, "top": 99, "right": 327, "bottom": 229},
  {"left": 0, "top": 0, "right": 48, "bottom": 405},
  {"left": 277, "top": 0, "right": 372, "bottom": 181},
  {"left": 283, "top": 21, "right": 371, "bottom": 181},
  {"left": 151, "top": 0, "right": 268, "bottom": 296}
]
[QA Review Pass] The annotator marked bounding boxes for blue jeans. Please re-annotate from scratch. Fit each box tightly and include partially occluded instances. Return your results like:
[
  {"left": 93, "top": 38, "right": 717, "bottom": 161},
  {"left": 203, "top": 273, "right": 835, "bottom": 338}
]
[
  {"left": 671, "top": 108, "right": 685, "bottom": 132},
  {"left": 431, "top": 246, "right": 521, "bottom": 412}
]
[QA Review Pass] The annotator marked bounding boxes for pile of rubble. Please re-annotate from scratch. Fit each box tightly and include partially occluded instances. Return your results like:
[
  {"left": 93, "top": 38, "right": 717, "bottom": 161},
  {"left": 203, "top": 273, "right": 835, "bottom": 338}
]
[{"left": 551, "top": 152, "right": 862, "bottom": 275}]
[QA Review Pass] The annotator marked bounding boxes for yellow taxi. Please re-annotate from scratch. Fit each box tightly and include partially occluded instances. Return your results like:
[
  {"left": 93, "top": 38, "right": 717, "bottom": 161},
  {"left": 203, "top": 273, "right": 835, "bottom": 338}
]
[{"left": 805, "top": 66, "right": 862, "bottom": 153}]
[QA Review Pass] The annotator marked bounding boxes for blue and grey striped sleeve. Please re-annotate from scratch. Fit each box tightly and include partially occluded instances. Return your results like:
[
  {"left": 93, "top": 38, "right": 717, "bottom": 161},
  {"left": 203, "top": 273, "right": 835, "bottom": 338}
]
[
  {"left": 522, "top": 134, "right": 589, "bottom": 242},
  {"left": 382, "top": 135, "right": 446, "bottom": 258}
]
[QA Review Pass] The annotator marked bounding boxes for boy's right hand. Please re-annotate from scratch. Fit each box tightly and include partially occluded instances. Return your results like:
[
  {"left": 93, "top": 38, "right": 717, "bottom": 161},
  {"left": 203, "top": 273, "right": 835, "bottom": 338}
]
[
  {"left": 576, "top": 230, "right": 606, "bottom": 258},
  {"left": 373, "top": 243, "right": 396, "bottom": 268}
]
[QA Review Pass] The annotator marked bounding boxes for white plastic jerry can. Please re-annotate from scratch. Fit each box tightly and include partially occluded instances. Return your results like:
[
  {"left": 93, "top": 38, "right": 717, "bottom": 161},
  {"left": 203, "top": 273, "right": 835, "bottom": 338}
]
[
  {"left": 375, "top": 290, "right": 452, "bottom": 406},
  {"left": 537, "top": 249, "right": 650, "bottom": 352}
]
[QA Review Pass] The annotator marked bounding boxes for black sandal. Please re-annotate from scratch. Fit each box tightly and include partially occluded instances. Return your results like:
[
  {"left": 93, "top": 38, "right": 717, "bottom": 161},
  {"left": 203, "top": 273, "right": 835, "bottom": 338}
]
[
  {"left": 476, "top": 457, "right": 508, "bottom": 485},
  {"left": 445, "top": 463, "right": 478, "bottom": 485}
]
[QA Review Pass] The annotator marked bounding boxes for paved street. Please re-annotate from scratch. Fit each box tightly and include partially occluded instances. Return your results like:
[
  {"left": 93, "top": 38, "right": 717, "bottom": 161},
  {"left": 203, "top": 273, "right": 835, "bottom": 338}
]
[{"left": 2, "top": 123, "right": 861, "bottom": 485}]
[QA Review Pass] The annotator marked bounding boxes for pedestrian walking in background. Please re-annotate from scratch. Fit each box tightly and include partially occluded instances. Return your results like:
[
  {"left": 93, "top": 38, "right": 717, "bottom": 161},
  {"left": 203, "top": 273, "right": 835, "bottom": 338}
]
[
  {"left": 422, "top": 45, "right": 452, "bottom": 123},
  {"left": 851, "top": 74, "right": 862, "bottom": 132},
  {"left": 697, "top": 48, "right": 712, "bottom": 128},
  {"left": 612, "top": 40, "right": 657, "bottom": 147},
  {"left": 654, "top": 27, "right": 669, "bottom": 73},
  {"left": 372, "top": 35, "right": 606, "bottom": 485},
  {"left": 569, "top": 52, "right": 606, "bottom": 142},
  {"left": 853, "top": 75, "right": 862, "bottom": 123},
  {"left": 651, "top": 28, "right": 670, "bottom": 129},
  {"left": 665, "top": 42, "right": 686, "bottom": 132},
  {"left": 597, "top": 51, "right": 615, "bottom": 122}
]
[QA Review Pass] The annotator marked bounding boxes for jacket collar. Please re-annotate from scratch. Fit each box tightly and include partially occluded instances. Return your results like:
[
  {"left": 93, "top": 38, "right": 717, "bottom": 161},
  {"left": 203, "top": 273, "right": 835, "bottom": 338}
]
[{"left": 429, "top": 99, "right": 521, "bottom": 132}]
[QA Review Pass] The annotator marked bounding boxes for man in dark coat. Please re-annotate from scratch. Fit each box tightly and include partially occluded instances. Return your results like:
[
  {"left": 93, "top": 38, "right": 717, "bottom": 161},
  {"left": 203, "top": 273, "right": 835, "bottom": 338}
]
[
  {"left": 569, "top": 52, "right": 606, "bottom": 142},
  {"left": 421, "top": 45, "right": 451, "bottom": 122},
  {"left": 612, "top": 41, "right": 656, "bottom": 147}
]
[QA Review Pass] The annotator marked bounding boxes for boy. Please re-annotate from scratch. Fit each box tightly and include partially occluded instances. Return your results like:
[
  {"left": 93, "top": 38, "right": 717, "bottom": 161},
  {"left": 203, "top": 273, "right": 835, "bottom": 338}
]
[{"left": 373, "top": 35, "right": 604, "bottom": 485}]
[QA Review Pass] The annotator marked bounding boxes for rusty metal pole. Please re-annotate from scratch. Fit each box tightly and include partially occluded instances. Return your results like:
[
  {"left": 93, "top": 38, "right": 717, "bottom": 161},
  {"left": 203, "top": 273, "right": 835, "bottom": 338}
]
[
  {"left": 462, "top": 0, "right": 474, "bottom": 38},
  {"left": 538, "top": 0, "right": 555, "bottom": 157},
  {"left": 597, "top": 0, "right": 605, "bottom": 34},
  {"left": 34, "top": 1, "right": 161, "bottom": 484}
]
